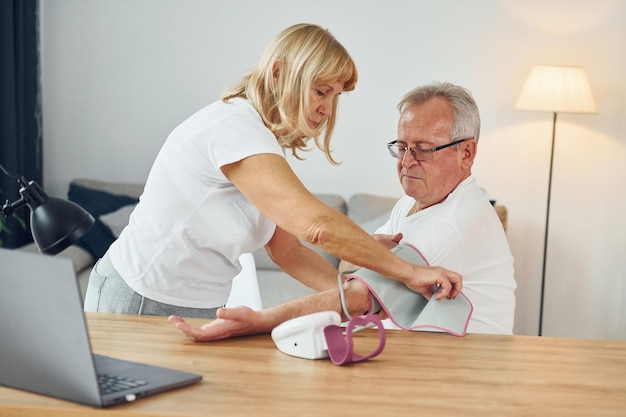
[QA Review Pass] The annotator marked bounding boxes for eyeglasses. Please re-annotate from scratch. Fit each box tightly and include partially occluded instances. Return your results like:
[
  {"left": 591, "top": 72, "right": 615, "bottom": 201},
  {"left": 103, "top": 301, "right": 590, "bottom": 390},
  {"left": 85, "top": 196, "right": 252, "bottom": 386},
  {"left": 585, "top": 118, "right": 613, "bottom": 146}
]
[{"left": 386, "top": 138, "right": 471, "bottom": 162}]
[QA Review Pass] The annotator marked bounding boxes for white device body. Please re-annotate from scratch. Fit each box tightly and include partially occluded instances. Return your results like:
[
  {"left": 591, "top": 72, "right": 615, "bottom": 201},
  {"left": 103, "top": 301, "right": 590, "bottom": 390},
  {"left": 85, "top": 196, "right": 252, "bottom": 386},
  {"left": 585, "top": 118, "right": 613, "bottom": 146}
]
[{"left": 270, "top": 311, "right": 341, "bottom": 360}]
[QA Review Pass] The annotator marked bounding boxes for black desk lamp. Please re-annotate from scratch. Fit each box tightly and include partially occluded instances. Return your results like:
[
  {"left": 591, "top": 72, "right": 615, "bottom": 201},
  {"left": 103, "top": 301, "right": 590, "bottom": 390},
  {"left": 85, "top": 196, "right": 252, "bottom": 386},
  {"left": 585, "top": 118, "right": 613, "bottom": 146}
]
[{"left": 1, "top": 162, "right": 94, "bottom": 255}]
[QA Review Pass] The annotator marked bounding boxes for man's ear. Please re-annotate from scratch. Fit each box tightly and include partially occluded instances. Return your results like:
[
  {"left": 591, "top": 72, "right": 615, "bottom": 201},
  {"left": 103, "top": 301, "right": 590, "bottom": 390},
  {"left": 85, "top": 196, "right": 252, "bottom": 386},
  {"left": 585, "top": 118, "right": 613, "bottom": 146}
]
[{"left": 461, "top": 138, "right": 477, "bottom": 169}]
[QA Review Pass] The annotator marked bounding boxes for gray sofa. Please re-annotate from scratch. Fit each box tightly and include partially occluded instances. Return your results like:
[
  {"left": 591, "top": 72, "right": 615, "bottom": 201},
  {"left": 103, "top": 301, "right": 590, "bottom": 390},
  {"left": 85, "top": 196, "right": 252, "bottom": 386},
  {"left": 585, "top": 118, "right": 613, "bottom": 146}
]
[{"left": 22, "top": 178, "right": 507, "bottom": 308}]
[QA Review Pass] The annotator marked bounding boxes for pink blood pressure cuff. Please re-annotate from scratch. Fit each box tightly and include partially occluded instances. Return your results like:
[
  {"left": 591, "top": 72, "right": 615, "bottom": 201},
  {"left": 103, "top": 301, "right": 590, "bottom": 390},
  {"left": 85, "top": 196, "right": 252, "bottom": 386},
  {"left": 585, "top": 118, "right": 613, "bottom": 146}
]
[
  {"left": 323, "top": 314, "right": 386, "bottom": 366},
  {"left": 347, "top": 244, "right": 473, "bottom": 337}
]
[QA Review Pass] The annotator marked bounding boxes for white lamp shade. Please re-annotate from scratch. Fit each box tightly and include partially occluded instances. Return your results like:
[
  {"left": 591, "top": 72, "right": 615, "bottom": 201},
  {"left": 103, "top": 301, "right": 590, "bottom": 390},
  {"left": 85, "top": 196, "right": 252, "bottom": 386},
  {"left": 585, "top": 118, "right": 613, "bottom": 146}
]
[{"left": 516, "top": 65, "right": 597, "bottom": 114}]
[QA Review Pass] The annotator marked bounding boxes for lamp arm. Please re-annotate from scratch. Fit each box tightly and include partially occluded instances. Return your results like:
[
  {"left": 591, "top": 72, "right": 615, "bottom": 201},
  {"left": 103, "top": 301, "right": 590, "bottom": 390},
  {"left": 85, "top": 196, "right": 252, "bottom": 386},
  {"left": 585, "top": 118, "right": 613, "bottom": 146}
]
[
  {"left": 1, "top": 176, "right": 48, "bottom": 218},
  {"left": 1, "top": 162, "right": 30, "bottom": 218},
  {"left": 1, "top": 197, "right": 28, "bottom": 218}
]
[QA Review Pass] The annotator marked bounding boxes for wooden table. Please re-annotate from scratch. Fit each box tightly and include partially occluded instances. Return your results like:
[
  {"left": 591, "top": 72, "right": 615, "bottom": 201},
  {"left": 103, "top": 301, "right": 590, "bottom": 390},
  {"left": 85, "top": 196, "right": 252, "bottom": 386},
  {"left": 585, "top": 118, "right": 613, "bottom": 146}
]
[{"left": 1, "top": 313, "right": 625, "bottom": 416}]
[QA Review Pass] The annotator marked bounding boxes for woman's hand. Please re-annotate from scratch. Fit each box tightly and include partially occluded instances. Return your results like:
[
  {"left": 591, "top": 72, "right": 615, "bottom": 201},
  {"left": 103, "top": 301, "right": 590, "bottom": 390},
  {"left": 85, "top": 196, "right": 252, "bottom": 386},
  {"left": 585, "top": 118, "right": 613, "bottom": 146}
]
[
  {"left": 372, "top": 234, "right": 462, "bottom": 300},
  {"left": 169, "top": 306, "right": 268, "bottom": 342},
  {"left": 407, "top": 265, "right": 462, "bottom": 300}
]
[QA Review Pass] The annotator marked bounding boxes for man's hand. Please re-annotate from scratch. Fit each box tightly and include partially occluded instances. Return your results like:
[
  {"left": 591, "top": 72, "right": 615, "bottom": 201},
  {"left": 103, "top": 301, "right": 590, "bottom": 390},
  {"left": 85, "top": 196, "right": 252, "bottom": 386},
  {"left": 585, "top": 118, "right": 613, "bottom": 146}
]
[
  {"left": 372, "top": 232, "right": 403, "bottom": 250},
  {"left": 169, "top": 306, "right": 268, "bottom": 342}
]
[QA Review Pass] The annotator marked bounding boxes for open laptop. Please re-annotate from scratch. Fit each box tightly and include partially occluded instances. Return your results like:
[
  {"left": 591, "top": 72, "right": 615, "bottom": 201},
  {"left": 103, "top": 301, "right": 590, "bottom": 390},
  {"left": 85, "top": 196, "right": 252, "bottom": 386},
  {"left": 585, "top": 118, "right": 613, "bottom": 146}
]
[{"left": 0, "top": 248, "right": 202, "bottom": 408}]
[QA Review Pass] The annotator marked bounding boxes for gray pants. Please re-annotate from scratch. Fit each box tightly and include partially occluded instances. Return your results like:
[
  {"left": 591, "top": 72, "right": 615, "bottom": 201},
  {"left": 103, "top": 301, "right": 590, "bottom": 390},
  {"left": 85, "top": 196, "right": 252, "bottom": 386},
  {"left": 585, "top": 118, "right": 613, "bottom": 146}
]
[{"left": 84, "top": 252, "right": 219, "bottom": 319}]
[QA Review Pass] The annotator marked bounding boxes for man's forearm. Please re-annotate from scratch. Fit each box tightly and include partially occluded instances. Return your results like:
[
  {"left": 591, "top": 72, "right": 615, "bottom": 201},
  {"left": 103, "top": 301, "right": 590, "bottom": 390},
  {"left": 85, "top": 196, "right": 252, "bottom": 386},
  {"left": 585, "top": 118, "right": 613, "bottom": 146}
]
[{"left": 257, "top": 280, "right": 372, "bottom": 331}]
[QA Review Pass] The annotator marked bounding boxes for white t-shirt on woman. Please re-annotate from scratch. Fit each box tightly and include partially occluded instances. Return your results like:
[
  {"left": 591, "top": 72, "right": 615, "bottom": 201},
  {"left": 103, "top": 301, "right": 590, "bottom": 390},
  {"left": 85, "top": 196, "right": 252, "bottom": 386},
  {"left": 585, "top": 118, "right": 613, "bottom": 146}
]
[{"left": 109, "top": 98, "right": 283, "bottom": 308}]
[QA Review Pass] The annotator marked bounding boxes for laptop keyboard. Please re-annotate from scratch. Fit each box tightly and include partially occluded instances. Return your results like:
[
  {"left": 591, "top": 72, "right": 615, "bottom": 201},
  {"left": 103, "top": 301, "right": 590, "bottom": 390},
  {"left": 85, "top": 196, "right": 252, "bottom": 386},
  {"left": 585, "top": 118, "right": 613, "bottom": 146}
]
[{"left": 98, "top": 373, "right": 148, "bottom": 395}]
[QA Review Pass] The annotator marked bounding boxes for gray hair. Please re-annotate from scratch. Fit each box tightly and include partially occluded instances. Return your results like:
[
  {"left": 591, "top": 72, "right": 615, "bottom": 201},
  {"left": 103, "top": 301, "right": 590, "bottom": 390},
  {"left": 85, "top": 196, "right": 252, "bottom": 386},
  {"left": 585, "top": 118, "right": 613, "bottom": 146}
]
[{"left": 398, "top": 82, "right": 481, "bottom": 142}]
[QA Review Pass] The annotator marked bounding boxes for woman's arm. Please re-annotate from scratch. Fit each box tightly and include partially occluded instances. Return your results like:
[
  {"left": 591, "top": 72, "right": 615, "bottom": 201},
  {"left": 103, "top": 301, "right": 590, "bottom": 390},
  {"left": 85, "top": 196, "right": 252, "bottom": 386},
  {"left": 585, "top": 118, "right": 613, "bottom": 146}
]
[
  {"left": 338, "top": 233, "right": 404, "bottom": 272},
  {"left": 265, "top": 226, "right": 339, "bottom": 292},
  {"left": 222, "top": 153, "right": 461, "bottom": 300}
]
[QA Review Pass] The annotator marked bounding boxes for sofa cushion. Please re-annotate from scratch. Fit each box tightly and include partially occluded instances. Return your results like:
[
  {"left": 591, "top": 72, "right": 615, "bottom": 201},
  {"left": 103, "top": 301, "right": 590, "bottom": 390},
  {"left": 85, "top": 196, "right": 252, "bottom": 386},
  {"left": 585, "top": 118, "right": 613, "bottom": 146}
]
[
  {"left": 57, "top": 244, "right": 96, "bottom": 274},
  {"left": 258, "top": 269, "right": 317, "bottom": 308},
  {"left": 347, "top": 193, "right": 398, "bottom": 225},
  {"left": 67, "top": 182, "right": 139, "bottom": 259},
  {"left": 71, "top": 178, "right": 144, "bottom": 199},
  {"left": 99, "top": 204, "right": 137, "bottom": 238},
  {"left": 358, "top": 211, "right": 393, "bottom": 234}
]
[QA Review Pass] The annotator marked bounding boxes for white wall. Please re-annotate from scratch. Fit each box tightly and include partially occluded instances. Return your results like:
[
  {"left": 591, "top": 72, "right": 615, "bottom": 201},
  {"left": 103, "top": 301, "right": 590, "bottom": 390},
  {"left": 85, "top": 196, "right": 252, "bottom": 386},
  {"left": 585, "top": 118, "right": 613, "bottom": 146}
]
[{"left": 40, "top": 0, "right": 626, "bottom": 339}]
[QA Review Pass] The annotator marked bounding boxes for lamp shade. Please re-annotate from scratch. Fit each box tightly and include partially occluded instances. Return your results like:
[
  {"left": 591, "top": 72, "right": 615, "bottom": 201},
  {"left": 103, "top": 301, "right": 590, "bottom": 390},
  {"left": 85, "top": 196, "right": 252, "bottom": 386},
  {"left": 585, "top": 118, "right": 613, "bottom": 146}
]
[
  {"left": 19, "top": 180, "right": 95, "bottom": 255},
  {"left": 516, "top": 65, "right": 597, "bottom": 114},
  {"left": 30, "top": 198, "right": 95, "bottom": 255}
]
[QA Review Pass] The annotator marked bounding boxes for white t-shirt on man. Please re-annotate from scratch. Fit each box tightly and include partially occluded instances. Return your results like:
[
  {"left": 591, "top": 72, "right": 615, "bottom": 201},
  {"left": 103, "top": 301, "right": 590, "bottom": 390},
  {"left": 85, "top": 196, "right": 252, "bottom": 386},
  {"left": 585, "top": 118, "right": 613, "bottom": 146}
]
[
  {"left": 376, "top": 176, "right": 517, "bottom": 334},
  {"left": 109, "top": 98, "right": 283, "bottom": 308}
]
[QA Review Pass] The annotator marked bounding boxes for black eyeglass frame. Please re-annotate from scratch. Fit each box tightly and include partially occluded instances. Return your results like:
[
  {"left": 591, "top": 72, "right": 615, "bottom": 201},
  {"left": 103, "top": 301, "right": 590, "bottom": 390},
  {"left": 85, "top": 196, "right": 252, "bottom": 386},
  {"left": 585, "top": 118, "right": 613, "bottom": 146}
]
[{"left": 386, "top": 138, "right": 472, "bottom": 161}]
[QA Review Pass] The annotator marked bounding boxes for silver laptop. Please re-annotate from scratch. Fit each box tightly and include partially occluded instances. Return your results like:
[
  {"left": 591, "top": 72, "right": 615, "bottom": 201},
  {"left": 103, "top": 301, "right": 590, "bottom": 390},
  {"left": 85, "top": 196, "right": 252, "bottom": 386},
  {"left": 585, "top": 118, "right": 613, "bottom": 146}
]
[{"left": 0, "top": 248, "right": 202, "bottom": 408}]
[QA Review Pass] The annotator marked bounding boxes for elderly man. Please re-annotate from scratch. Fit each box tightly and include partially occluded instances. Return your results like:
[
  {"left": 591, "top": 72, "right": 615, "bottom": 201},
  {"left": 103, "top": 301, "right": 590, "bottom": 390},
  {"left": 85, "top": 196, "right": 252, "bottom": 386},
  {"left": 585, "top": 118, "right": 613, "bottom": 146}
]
[
  {"left": 170, "top": 82, "right": 516, "bottom": 339},
  {"left": 361, "top": 82, "right": 516, "bottom": 334}
]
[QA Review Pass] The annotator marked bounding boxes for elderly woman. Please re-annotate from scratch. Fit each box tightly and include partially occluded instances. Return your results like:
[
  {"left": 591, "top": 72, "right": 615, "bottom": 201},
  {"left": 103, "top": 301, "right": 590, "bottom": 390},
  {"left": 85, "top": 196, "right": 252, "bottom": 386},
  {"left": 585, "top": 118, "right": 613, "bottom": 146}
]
[{"left": 85, "top": 23, "right": 461, "bottom": 322}]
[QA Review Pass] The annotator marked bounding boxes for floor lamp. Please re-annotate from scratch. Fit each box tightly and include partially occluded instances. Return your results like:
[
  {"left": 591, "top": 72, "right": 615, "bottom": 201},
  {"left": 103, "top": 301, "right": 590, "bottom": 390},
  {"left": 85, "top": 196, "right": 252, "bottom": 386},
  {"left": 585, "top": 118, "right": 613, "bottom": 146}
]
[{"left": 515, "top": 65, "right": 597, "bottom": 336}]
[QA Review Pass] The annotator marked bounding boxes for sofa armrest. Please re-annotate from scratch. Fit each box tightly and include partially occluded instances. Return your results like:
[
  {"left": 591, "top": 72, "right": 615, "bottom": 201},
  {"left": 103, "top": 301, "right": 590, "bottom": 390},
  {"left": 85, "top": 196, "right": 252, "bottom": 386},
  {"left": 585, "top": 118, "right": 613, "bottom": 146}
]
[
  {"left": 19, "top": 242, "right": 95, "bottom": 275},
  {"left": 494, "top": 205, "right": 507, "bottom": 233}
]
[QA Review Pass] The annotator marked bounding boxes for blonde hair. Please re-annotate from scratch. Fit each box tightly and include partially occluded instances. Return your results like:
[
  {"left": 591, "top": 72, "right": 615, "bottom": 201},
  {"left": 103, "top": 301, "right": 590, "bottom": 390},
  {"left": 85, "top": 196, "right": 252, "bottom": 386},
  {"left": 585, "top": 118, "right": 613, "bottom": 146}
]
[{"left": 222, "top": 23, "right": 358, "bottom": 164}]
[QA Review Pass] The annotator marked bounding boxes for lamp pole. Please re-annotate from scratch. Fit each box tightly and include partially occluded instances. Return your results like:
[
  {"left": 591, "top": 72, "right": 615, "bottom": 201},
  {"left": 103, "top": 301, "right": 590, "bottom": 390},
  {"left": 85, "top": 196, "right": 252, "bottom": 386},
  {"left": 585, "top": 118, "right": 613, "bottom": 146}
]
[
  {"left": 538, "top": 112, "right": 558, "bottom": 336},
  {"left": 516, "top": 65, "right": 596, "bottom": 337}
]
